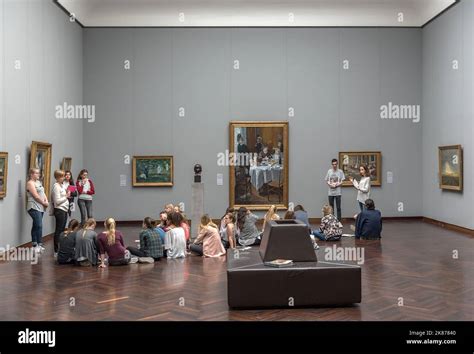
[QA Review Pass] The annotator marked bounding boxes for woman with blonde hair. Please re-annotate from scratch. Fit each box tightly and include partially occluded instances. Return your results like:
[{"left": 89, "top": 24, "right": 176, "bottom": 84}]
[
  {"left": 98, "top": 218, "right": 137, "bottom": 267},
  {"left": 262, "top": 205, "right": 280, "bottom": 232},
  {"left": 75, "top": 218, "right": 98, "bottom": 266},
  {"left": 51, "top": 169, "right": 71, "bottom": 257},
  {"left": 190, "top": 214, "right": 226, "bottom": 257},
  {"left": 312, "top": 205, "right": 343, "bottom": 242},
  {"left": 26, "top": 168, "right": 49, "bottom": 253}
]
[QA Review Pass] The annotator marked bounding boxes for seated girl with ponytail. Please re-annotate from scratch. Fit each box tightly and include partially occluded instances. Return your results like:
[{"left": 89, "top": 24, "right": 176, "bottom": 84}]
[
  {"left": 98, "top": 218, "right": 138, "bottom": 267},
  {"left": 57, "top": 219, "right": 80, "bottom": 265}
]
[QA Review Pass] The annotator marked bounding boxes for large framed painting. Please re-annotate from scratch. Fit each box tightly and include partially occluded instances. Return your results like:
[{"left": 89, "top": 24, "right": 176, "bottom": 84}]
[
  {"left": 132, "top": 156, "right": 173, "bottom": 187},
  {"left": 438, "top": 145, "right": 463, "bottom": 191},
  {"left": 0, "top": 152, "right": 8, "bottom": 199},
  {"left": 229, "top": 121, "right": 289, "bottom": 210},
  {"left": 29, "top": 141, "right": 52, "bottom": 198},
  {"left": 61, "top": 157, "right": 72, "bottom": 172},
  {"left": 339, "top": 151, "right": 382, "bottom": 187}
]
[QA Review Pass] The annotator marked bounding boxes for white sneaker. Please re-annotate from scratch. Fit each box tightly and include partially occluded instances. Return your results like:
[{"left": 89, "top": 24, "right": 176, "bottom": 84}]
[
  {"left": 314, "top": 243, "right": 320, "bottom": 250},
  {"left": 39, "top": 245, "right": 46, "bottom": 251},
  {"left": 138, "top": 257, "right": 154, "bottom": 264},
  {"left": 34, "top": 246, "right": 42, "bottom": 254},
  {"left": 129, "top": 257, "right": 139, "bottom": 264}
]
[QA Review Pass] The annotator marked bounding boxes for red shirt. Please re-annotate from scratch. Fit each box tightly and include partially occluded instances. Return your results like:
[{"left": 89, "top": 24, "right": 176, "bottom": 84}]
[{"left": 76, "top": 179, "right": 95, "bottom": 195}]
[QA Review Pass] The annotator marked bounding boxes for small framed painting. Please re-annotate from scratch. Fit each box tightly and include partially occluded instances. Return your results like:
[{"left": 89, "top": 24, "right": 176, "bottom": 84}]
[
  {"left": 29, "top": 141, "right": 52, "bottom": 199},
  {"left": 0, "top": 152, "right": 8, "bottom": 199},
  {"left": 339, "top": 151, "right": 382, "bottom": 187},
  {"left": 61, "top": 157, "right": 72, "bottom": 172},
  {"left": 438, "top": 145, "right": 463, "bottom": 191},
  {"left": 132, "top": 156, "right": 173, "bottom": 187}
]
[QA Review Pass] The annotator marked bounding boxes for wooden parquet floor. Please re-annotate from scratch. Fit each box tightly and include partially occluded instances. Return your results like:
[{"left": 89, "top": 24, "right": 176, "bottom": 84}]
[{"left": 0, "top": 220, "right": 472, "bottom": 321}]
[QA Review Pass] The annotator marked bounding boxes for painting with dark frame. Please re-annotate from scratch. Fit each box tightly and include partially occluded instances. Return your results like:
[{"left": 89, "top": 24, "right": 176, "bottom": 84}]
[
  {"left": 0, "top": 152, "right": 8, "bottom": 199},
  {"left": 229, "top": 121, "right": 289, "bottom": 210},
  {"left": 439, "top": 145, "right": 463, "bottom": 191},
  {"left": 339, "top": 151, "right": 382, "bottom": 187},
  {"left": 29, "top": 141, "right": 52, "bottom": 199},
  {"left": 132, "top": 156, "right": 173, "bottom": 187}
]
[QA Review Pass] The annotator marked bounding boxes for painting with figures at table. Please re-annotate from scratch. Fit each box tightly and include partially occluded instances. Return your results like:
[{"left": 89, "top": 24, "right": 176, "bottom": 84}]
[
  {"left": 339, "top": 151, "right": 382, "bottom": 187},
  {"left": 229, "top": 121, "right": 289, "bottom": 210}
]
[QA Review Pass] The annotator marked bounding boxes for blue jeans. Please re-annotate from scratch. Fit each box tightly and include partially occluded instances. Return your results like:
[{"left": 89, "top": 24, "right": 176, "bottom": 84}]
[
  {"left": 358, "top": 202, "right": 365, "bottom": 212},
  {"left": 313, "top": 229, "right": 326, "bottom": 241},
  {"left": 28, "top": 209, "right": 44, "bottom": 246}
]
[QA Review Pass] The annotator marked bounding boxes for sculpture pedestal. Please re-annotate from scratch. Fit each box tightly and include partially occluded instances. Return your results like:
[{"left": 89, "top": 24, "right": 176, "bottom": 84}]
[{"left": 191, "top": 183, "right": 204, "bottom": 241}]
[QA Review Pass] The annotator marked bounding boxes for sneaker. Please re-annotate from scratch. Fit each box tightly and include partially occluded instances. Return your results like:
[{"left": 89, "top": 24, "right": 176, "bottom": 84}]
[
  {"left": 129, "top": 257, "right": 139, "bottom": 264},
  {"left": 39, "top": 245, "right": 46, "bottom": 251},
  {"left": 34, "top": 246, "right": 42, "bottom": 254},
  {"left": 138, "top": 257, "right": 154, "bottom": 264},
  {"left": 314, "top": 243, "right": 320, "bottom": 250}
]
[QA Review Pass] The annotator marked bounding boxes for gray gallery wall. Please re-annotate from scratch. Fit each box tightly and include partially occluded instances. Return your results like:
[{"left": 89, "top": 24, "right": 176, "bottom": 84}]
[
  {"left": 83, "top": 27, "right": 423, "bottom": 222},
  {"left": 422, "top": 0, "right": 474, "bottom": 229},
  {"left": 0, "top": 0, "right": 83, "bottom": 247}
]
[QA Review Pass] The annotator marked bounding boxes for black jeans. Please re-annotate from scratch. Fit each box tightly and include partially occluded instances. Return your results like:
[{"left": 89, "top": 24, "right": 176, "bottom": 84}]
[
  {"left": 127, "top": 246, "right": 146, "bottom": 257},
  {"left": 190, "top": 244, "right": 203, "bottom": 256},
  {"left": 53, "top": 209, "right": 68, "bottom": 253},
  {"left": 328, "top": 195, "right": 342, "bottom": 221},
  {"left": 78, "top": 199, "right": 93, "bottom": 226}
]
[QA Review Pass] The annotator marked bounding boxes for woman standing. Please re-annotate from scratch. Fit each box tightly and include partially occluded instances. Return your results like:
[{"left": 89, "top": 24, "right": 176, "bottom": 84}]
[
  {"left": 236, "top": 207, "right": 261, "bottom": 246},
  {"left": 98, "top": 218, "right": 138, "bottom": 267},
  {"left": 190, "top": 215, "right": 226, "bottom": 257},
  {"left": 76, "top": 169, "right": 95, "bottom": 226},
  {"left": 26, "top": 168, "right": 49, "bottom": 253},
  {"left": 63, "top": 171, "right": 77, "bottom": 217},
  {"left": 349, "top": 165, "right": 371, "bottom": 212},
  {"left": 51, "top": 170, "right": 71, "bottom": 257}
]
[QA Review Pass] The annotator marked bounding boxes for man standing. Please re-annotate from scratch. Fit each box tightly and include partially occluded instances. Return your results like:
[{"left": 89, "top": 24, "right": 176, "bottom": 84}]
[{"left": 325, "top": 158, "right": 345, "bottom": 221}]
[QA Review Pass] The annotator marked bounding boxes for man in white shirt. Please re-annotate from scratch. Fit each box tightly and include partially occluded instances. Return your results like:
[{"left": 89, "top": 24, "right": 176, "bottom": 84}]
[{"left": 325, "top": 158, "right": 345, "bottom": 221}]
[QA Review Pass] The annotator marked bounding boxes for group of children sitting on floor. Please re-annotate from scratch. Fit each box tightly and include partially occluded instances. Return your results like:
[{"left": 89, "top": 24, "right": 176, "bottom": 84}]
[{"left": 56, "top": 200, "right": 381, "bottom": 267}]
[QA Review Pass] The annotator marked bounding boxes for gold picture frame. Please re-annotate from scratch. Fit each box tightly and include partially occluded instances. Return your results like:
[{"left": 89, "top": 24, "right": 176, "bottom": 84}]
[
  {"left": 339, "top": 151, "right": 382, "bottom": 187},
  {"left": 61, "top": 157, "right": 72, "bottom": 172},
  {"left": 29, "top": 141, "right": 52, "bottom": 199},
  {"left": 0, "top": 152, "right": 8, "bottom": 199},
  {"left": 438, "top": 145, "right": 463, "bottom": 191},
  {"left": 132, "top": 156, "right": 174, "bottom": 187},
  {"left": 229, "top": 121, "right": 289, "bottom": 210}
]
